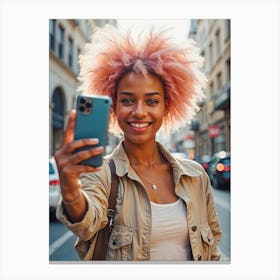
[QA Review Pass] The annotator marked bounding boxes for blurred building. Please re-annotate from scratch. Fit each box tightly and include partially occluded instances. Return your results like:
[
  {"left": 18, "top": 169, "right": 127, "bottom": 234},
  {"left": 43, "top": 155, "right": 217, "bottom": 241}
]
[
  {"left": 156, "top": 19, "right": 196, "bottom": 159},
  {"left": 49, "top": 19, "right": 117, "bottom": 156},
  {"left": 189, "top": 19, "right": 231, "bottom": 159}
]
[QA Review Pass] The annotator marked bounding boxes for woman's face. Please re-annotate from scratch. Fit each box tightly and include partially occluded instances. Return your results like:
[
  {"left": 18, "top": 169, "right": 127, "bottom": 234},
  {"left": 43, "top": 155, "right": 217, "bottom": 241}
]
[{"left": 116, "top": 72, "right": 166, "bottom": 145}]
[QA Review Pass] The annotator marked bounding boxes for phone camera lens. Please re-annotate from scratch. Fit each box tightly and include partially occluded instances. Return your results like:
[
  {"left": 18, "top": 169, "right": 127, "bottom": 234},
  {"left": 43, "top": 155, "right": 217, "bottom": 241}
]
[
  {"left": 85, "top": 102, "right": 92, "bottom": 108},
  {"left": 80, "top": 98, "right": 86, "bottom": 104},
  {"left": 79, "top": 106, "right": 85, "bottom": 112}
]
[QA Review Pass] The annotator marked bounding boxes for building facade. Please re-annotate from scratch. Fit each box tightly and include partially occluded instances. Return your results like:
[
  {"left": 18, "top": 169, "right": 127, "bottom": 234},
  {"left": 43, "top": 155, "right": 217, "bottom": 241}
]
[
  {"left": 49, "top": 19, "right": 117, "bottom": 156},
  {"left": 190, "top": 19, "right": 231, "bottom": 159}
]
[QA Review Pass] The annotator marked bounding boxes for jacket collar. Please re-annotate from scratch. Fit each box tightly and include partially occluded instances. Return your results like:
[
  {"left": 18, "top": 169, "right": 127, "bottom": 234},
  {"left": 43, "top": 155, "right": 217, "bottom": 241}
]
[{"left": 109, "top": 140, "right": 202, "bottom": 180}]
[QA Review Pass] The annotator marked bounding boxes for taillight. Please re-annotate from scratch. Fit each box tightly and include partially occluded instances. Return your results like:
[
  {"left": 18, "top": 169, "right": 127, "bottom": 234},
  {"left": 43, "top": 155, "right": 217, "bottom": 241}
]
[
  {"left": 224, "top": 165, "right": 230, "bottom": 171},
  {"left": 50, "top": 179, "right": 60, "bottom": 186},
  {"left": 202, "top": 163, "right": 208, "bottom": 169},
  {"left": 216, "top": 163, "right": 224, "bottom": 172},
  {"left": 216, "top": 163, "right": 230, "bottom": 172}
]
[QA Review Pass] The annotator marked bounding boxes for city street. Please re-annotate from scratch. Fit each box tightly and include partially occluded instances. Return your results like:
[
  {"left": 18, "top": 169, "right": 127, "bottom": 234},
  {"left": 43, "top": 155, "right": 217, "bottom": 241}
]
[
  {"left": 211, "top": 187, "right": 230, "bottom": 261},
  {"left": 49, "top": 188, "right": 230, "bottom": 262},
  {"left": 49, "top": 220, "right": 79, "bottom": 261}
]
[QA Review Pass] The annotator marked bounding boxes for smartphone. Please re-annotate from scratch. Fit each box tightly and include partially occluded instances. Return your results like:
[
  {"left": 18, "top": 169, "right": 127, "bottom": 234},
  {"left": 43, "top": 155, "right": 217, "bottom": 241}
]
[{"left": 74, "top": 95, "right": 112, "bottom": 167}]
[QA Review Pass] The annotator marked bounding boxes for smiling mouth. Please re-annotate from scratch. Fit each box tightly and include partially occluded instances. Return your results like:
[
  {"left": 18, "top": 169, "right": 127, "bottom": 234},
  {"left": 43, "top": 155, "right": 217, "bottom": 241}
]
[{"left": 128, "top": 122, "right": 151, "bottom": 128}]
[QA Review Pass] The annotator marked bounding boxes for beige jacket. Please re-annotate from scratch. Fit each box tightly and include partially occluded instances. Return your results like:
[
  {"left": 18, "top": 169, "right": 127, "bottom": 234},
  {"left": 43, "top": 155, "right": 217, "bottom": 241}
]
[{"left": 56, "top": 141, "right": 222, "bottom": 261}]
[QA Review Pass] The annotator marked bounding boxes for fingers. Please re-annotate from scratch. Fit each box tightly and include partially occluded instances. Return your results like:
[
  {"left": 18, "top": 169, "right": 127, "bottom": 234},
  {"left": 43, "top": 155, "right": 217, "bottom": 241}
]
[
  {"left": 58, "top": 162, "right": 101, "bottom": 197},
  {"left": 54, "top": 144, "right": 103, "bottom": 195},
  {"left": 61, "top": 110, "right": 76, "bottom": 148},
  {"left": 67, "top": 146, "right": 104, "bottom": 166},
  {"left": 62, "top": 164, "right": 101, "bottom": 177},
  {"left": 63, "top": 138, "right": 100, "bottom": 154},
  {"left": 55, "top": 144, "right": 103, "bottom": 169}
]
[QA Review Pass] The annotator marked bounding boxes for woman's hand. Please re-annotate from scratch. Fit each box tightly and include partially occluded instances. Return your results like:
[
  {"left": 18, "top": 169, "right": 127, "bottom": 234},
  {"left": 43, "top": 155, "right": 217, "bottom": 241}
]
[{"left": 54, "top": 109, "right": 103, "bottom": 221}]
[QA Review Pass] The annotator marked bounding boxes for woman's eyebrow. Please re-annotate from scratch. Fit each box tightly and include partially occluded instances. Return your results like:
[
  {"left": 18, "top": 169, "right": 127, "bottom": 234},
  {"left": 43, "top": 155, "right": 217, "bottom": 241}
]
[
  {"left": 119, "top": 91, "right": 161, "bottom": 96},
  {"left": 119, "top": 91, "right": 133, "bottom": 96},
  {"left": 145, "top": 92, "right": 161, "bottom": 96}
]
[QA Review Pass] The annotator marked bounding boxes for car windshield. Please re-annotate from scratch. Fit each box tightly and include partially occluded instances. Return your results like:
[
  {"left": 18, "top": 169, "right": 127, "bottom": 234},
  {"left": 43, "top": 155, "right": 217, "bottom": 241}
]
[{"left": 49, "top": 162, "right": 55, "bottom": 175}]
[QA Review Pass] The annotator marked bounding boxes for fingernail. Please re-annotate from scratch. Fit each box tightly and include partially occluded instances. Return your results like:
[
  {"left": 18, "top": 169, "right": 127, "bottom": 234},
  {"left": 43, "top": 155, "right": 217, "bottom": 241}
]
[
  {"left": 96, "top": 146, "right": 103, "bottom": 151},
  {"left": 91, "top": 138, "right": 99, "bottom": 143}
]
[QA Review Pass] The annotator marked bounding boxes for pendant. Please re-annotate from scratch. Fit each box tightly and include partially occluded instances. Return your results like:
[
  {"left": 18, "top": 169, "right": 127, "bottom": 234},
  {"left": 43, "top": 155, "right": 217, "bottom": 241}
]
[{"left": 151, "top": 184, "right": 158, "bottom": 190}]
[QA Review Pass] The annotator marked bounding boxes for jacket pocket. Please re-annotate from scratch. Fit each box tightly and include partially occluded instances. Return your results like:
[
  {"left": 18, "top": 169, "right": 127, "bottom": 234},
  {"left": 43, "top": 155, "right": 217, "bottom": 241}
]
[
  {"left": 200, "top": 223, "right": 214, "bottom": 260},
  {"left": 108, "top": 224, "right": 133, "bottom": 260}
]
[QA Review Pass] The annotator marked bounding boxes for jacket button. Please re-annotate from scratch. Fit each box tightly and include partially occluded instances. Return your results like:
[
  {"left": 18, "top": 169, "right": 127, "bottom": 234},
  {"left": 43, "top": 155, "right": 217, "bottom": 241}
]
[
  {"left": 198, "top": 255, "right": 202, "bottom": 261},
  {"left": 191, "top": 225, "right": 197, "bottom": 232}
]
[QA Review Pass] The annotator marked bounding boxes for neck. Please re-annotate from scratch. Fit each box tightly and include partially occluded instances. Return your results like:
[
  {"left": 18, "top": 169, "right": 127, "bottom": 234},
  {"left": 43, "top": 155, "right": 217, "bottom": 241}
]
[{"left": 123, "top": 138, "right": 162, "bottom": 167}]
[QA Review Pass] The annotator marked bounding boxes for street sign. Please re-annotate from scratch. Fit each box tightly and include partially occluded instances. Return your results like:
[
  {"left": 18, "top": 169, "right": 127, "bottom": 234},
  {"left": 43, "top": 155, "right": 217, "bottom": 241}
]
[{"left": 208, "top": 125, "right": 220, "bottom": 138}]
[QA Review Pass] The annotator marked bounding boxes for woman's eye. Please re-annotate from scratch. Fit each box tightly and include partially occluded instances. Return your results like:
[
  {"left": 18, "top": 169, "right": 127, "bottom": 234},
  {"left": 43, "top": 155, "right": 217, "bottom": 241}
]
[
  {"left": 146, "top": 99, "right": 159, "bottom": 105},
  {"left": 120, "top": 99, "right": 134, "bottom": 105}
]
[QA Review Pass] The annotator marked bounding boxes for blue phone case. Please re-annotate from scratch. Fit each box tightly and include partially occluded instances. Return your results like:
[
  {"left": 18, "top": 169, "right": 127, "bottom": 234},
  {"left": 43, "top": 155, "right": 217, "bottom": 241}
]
[{"left": 74, "top": 95, "right": 112, "bottom": 167}]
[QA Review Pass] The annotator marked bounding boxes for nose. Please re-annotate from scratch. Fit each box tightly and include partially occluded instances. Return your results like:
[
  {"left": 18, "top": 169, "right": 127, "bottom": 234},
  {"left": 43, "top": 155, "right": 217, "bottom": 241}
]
[{"left": 132, "top": 101, "right": 147, "bottom": 119}]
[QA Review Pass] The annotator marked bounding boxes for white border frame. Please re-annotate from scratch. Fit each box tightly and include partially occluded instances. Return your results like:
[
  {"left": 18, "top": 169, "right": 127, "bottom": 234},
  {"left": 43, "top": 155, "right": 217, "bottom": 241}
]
[{"left": 1, "top": 1, "right": 279, "bottom": 279}]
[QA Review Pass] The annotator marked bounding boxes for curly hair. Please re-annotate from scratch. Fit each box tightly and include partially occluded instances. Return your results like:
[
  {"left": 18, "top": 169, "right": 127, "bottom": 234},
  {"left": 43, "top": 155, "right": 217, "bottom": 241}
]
[{"left": 78, "top": 24, "right": 207, "bottom": 136}]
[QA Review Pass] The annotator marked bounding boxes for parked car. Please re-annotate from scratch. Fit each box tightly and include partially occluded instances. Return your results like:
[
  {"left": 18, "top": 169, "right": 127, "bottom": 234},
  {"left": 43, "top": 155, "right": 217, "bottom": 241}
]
[
  {"left": 49, "top": 157, "right": 61, "bottom": 219},
  {"left": 208, "top": 151, "right": 230, "bottom": 189}
]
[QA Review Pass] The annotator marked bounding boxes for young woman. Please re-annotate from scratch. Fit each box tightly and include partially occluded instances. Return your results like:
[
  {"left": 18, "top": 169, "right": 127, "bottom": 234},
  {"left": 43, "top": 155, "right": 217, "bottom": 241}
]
[{"left": 55, "top": 25, "right": 222, "bottom": 261}]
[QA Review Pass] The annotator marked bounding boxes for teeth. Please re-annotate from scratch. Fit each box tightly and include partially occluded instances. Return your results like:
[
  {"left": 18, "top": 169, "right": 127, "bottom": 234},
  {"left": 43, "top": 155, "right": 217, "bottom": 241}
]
[{"left": 130, "top": 122, "right": 149, "bottom": 128}]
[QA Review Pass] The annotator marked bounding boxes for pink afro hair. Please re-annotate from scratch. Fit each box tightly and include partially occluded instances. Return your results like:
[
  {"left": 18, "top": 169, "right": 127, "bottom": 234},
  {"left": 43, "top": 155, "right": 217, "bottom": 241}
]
[{"left": 78, "top": 25, "right": 207, "bottom": 136}]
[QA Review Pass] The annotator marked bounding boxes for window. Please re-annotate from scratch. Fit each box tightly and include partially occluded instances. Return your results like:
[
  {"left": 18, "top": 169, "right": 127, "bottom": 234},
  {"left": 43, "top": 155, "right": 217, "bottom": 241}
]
[
  {"left": 77, "top": 47, "right": 81, "bottom": 74},
  {"left": 209, "top": 42, "right": 213, "bottom": 67},
  {"left": 68, "top": 36, "right": 73, "bottom": 68},
  {"left": 215, "top": 29, "right": 221, "bottom": 57},
  {"left": 226, "top": 58, "right": 231, "bottom": 81},
  {"left": 58, "top": 25, "right": 65, "bottom": 60},
  {"left": 49, "top": 162, "right": 55, "bottom": 175},
  {"left": 216, "top": 72, "right": 222, "bottom": 93},
  {"left": 49, "top": 19, "right": 56, "bottom": 51},
  {"left": 227, "top": 19, "right": 231, "bottom": 36}
]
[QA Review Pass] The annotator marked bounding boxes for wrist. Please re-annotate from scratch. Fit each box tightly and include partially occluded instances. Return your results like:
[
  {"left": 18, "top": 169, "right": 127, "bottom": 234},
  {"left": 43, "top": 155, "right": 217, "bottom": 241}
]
[{"left": 62, "top": 190, "right": 81, "bottom": 205}]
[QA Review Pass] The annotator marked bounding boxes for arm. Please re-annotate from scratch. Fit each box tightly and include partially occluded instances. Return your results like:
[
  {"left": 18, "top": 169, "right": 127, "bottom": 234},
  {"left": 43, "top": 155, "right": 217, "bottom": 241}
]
[
  {"left": 54, "top": 110, "right": 104, "bottom": 223},
  {"left": 56, "top": 162, "right": 111, "bottom": 241}
]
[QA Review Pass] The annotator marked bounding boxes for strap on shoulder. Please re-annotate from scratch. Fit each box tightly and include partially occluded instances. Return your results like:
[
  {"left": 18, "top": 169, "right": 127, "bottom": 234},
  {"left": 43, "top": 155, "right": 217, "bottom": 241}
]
[
  {"left": 107, "top": 158, "right": 119, "bottom": 231},
  {"left": 92, "top": 157, "right": 119, "bottom": 260}
]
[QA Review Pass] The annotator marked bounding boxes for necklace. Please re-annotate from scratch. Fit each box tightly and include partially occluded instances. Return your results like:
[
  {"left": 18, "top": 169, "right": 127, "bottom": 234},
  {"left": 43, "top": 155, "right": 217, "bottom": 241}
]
[
  {"left": 133, "top": 167, "right": 159, "bottom": 190},
  {"left": 131, "top": 152, "right": 166, "bottom": 191}
]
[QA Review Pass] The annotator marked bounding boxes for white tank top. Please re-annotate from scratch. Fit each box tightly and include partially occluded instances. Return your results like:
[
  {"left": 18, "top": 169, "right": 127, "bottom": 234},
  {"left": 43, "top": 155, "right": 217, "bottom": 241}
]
[{"left": 149, "top": 198, "right": 192, "bottom": 261}]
